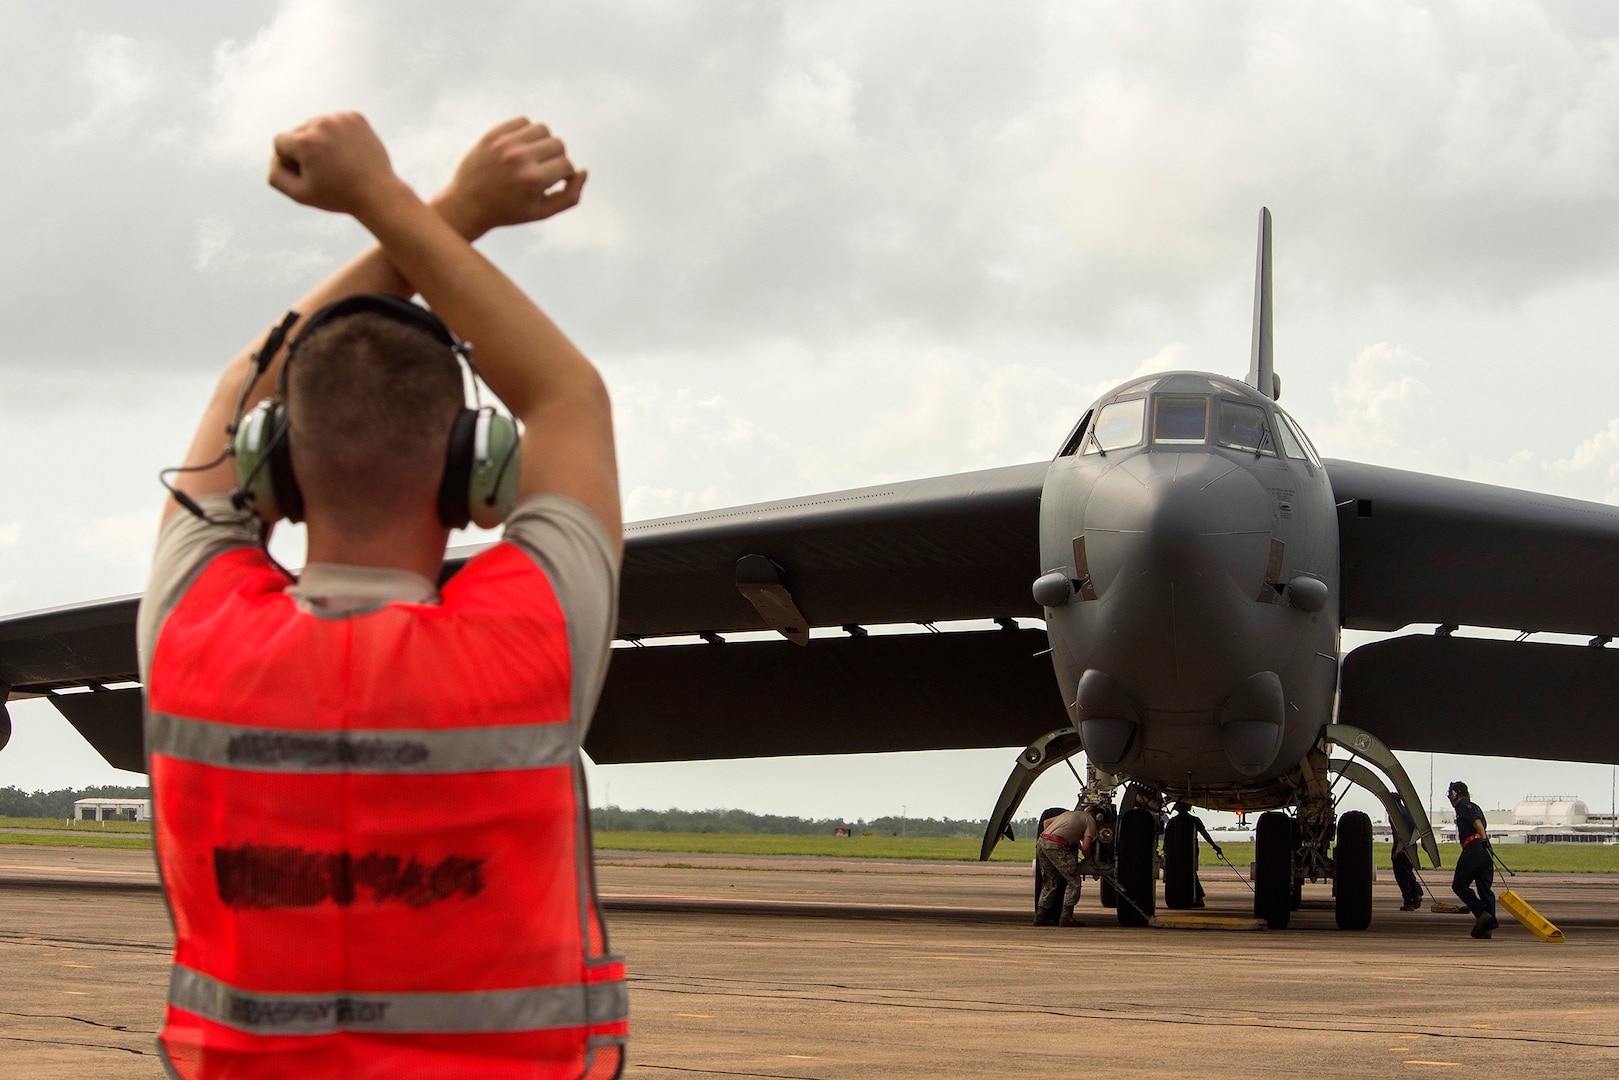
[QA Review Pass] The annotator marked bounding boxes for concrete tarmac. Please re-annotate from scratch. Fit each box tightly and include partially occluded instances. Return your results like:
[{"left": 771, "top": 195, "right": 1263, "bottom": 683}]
[{"left": 3, "top": 846, "right": 1617, "bottom": 1077}]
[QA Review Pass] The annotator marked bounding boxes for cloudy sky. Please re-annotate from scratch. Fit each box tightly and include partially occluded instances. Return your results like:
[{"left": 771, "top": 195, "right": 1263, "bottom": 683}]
[{"left": 4, "top": 1, "right": 1619, "bottom": 823}]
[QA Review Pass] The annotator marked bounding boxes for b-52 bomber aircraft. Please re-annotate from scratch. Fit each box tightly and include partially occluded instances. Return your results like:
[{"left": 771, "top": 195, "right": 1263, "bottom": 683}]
[{"left": 6, "top": 209, "right": 1619, "bottom": 930}]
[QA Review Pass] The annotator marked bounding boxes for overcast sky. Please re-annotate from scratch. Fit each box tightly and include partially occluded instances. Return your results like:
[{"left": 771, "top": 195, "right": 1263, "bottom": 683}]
[{"left": 4, "top": 1, "right": 1619, "bottom": 824}]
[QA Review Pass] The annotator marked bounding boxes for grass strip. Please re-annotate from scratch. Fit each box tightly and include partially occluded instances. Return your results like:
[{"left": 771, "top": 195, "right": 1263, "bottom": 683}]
[
  {"left": 0, "top": 831, "right": 155, "bottom": 849},
  {"left": 6, "top": 827, "right": 1618, "bottom": 871},
  {"left": 0, "top": 816, "right": 151, "bottom": 833}
]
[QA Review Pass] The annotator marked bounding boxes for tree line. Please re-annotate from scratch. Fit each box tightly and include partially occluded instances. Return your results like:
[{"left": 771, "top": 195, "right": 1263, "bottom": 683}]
[
  {"left": 591, "top": 805, "right": 1045, "bottom": 838},
  {"left": 0, "top": 785, "right": 152, "bottom": 818},
  {"left": 1, "top": 786, "right": 1047, "bottom": 838}
]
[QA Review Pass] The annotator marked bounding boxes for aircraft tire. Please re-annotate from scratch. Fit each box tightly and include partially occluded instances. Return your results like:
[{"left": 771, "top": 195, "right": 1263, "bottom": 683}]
[
  {"left": 1334, "top": 810, "right": 1374, "bottom": 931},
  {"left": 1115, "top": 807, "right": 1157, "bottom": 927},
  {"left": 1162, "top": 815, "right": 1197, "bottom": 909},
  {"left": 1253, "top": 811, "right": 1292, "bottom": 929}
]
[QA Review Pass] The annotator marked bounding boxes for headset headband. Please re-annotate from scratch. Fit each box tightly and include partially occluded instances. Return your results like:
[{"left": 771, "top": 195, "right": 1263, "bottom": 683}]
[{"left": 275, "top": 293, "right": 464, "bottom": 395}]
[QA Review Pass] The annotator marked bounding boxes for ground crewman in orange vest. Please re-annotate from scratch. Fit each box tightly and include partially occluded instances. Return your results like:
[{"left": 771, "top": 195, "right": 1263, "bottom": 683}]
[{"left": 139, "top": 111, "right": 626, "bottom": 1077}]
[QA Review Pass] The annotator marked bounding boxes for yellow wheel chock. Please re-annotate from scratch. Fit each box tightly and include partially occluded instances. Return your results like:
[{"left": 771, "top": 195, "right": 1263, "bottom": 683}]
[{"left": 1499, "top": 889, "right": 1564, "bottom": 943}]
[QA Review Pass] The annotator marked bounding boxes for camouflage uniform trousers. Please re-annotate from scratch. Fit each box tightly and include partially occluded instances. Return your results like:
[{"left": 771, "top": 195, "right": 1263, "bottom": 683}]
[{"left": 1035, "top": 838, "right": 1087, "bottom": 918}]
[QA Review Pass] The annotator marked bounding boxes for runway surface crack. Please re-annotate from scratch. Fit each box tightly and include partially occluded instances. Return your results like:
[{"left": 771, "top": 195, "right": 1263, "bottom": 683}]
[
  {"left": 0, "top": 1034, "right": 152, "bottom": 1055},
  {"left": 1, "top": 1010, "right": 154, "bottom": 1035}
]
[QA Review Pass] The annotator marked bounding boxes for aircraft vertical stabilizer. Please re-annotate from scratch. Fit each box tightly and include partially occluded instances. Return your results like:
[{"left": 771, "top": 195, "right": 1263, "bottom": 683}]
[{"left": 1247, "top": 206, "right": 1276, "bottom": 399}]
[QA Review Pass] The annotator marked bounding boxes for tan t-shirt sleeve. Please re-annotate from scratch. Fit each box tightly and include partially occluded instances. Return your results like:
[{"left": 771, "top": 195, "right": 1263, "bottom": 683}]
[
  {"left": 502, "top": 493, "right": 620, "bottom": 741},
  {"left": 136, "top": 496, "right": 260, "bottom": 683}
]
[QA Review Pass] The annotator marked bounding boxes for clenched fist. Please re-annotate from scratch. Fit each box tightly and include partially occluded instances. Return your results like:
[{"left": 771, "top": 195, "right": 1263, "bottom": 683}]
[
  {"left": 437, "top": 117, "right": 586, "bottom": 239},
  {"left": 268, "top": 112, "right": 406, "bottom": 217}
]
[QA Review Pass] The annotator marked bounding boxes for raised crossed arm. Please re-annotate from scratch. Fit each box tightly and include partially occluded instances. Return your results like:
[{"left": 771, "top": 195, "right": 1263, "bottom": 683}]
[
  {"left": 164, "top": 115, "right": 618, "bottom": 552},
  {"left": 267, "top": 113, "right": 621, "bottom": 551}
]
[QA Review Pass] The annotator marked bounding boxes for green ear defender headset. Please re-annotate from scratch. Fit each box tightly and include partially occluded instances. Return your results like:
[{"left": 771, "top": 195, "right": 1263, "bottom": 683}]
[{"left": 230, "top": 293, "right": 520, "bottom": 530}]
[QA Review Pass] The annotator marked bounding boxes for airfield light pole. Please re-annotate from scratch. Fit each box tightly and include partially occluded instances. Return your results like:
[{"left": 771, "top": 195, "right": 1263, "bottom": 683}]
[{"left": 901, "top": 805, "right": 907, "bottom": 838}]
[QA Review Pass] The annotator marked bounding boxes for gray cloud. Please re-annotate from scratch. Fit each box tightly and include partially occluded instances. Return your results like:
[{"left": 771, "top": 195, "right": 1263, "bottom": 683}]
[{"left": 7, "top": 0, "right": 1619, "bottom": 381}]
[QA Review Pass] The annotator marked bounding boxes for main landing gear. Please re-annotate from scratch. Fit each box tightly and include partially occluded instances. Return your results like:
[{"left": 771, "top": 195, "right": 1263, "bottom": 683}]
[
  {"left": 1114, "top": 807, "right": 1157, "bottom": 927},
  {"left": 1253, "top": 810, "right": 1294, "bottom": 928},
  {"left": 1333, "top": 810, "right": 1373, "bottom": 931},
  {"left": 990, "top": 724, "right": 1435, "bottom": 933},
  {"left": 1162, "top": 813, "right": 1199, "bottom": 910}
]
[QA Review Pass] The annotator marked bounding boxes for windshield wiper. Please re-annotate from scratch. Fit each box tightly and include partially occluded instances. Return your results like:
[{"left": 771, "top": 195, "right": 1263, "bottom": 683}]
[{"left": 1086, "top": 426, "right": 1107, "bottom": 456}]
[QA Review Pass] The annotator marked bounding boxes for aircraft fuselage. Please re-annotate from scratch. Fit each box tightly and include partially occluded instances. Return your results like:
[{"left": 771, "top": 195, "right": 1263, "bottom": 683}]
[{"left": 1038, "top": 371, "right": 1340, "bottom": 809}]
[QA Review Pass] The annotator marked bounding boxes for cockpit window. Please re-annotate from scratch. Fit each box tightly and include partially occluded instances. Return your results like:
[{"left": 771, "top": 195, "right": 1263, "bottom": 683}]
[
  {"left": 1274, "top": 412, "right": 1308, "bottom": 460},
  {"left": 1217, "top": 400, "right": 1277, "bottom": 455},
  {"left": 1084, "top": 397, "right": 1144, "bottom": 454},
  {"left": 1055, "top": 409, "right": 1093, "bottom": 458},
  {"left": 1278, "top": 410, "right": 1322, "bottom": 466},
  {"left": 1152, "top": 396, "right": 1209, "bottom": 445}
]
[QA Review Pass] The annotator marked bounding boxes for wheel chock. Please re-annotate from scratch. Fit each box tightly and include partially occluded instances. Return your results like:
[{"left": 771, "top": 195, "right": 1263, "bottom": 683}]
[
  {"left": 1499, "top": 889, "right": 1565, "bottom": 943},
  {"left": 1149, "top": 915, "right": 1267, "bottom": 931}
]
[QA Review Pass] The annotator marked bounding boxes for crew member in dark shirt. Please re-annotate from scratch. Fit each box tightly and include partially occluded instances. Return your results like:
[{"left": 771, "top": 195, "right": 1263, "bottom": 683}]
[
  {"left": 1392, "top": 802, "right": 1424, "bottom": 911},
  {"left": 1170, "top": 802, "right": 1222, "bottom": 908},
  {"left": 1447, "top": 781, "right": 1497, "bottom": 939}
]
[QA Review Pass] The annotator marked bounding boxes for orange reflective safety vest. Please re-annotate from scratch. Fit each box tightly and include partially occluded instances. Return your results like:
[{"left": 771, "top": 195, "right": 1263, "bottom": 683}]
[{"left": 145, "top": 543, "right": 627, "bottom": 1079}]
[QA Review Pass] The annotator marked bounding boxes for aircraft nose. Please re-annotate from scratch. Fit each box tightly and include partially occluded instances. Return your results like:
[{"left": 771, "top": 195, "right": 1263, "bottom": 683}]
[
  {"left": 1078, "top": 451, "right": 1283, "bottom": 750},
  {"left": 1087, "top": 452, "right": 1274, "bottom": 587}
]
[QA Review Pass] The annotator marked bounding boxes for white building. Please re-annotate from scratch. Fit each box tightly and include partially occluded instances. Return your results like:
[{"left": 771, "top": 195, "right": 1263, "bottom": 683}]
[
  {"left": 1399, "top": 796, "right": 1618, "bottom": 844},
  {"left": 73, "top": 798, "right": 150, "bottom": 822}
]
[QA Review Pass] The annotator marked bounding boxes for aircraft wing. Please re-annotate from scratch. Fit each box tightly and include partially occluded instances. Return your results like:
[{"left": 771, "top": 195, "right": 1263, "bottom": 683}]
[
  {"left": 1326, "top": 458, "right": 1619, "bottom": 637},
  {"left": 0, "top": 594, "right": 145, "bottom": 772},
  {"left": 1, "top": 462, "right": 1065, "bottom": 770},
  {"left": 588, "top": 461, "right": 1065, "bottom": 762},
  {"left": 614, "top": 462, "right": 1050, "bottom": 638},
  {"left": 1328, "top": 459, "right": 1619, "bottom": 765}
]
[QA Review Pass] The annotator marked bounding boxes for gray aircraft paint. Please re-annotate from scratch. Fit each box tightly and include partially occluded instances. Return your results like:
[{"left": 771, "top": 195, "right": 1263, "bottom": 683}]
[{"left": 1038, "top": 371, "right": 1339, "bottom": 807}]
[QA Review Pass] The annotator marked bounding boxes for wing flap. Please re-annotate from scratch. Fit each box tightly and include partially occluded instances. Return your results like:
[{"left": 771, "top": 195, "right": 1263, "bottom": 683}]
[
  {"left": 46, "top": 688, "right": 147, "bottom": 773},
  {"left": 1338, "top": 634, "right": 1619, "bottom": 765},
  {"left": 585, "top": 627, "right": 1068, "bottom": 764},
  {"left": 1327, "top": 459, "right": 1619, "bottom": 637}
]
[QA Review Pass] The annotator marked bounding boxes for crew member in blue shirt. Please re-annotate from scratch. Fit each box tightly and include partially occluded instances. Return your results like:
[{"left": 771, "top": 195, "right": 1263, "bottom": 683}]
[
  {"left": 1447, "top": 781, "right": 1497, "bottom": 939},
  {"left": 1392, "top": 802, "right": 1424, "bottom": 911}
]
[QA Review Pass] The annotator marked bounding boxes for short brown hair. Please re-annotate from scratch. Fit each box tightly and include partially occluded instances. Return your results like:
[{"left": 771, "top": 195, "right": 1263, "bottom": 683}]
[{"left": 287, "top": 312, "right": 463, "bottom": 537}]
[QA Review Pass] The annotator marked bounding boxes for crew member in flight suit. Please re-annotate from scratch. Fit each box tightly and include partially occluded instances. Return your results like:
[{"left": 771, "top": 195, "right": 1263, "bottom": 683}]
[
  {"left": 1170, "top": 802, "right": 1222, "bottom": 908},
  {"left": 1035, "top": 804, "right": 1099, "bottom": 927},
  {"left": 1447, "top": 781, "right": 1498, "bottom": 939}
]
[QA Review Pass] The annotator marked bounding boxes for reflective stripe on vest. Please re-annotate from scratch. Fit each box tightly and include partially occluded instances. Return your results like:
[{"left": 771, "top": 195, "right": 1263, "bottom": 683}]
[
  {"left": 146, "top": 711, "right": 578, "bottom": 773},
  {"left": 147, "top": 543, "right": 626, "bottom": 1076},
  {"left": 169, "top": 963, "right": 629, "bottom": 1036}
]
